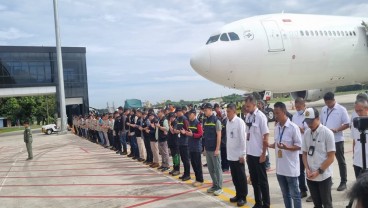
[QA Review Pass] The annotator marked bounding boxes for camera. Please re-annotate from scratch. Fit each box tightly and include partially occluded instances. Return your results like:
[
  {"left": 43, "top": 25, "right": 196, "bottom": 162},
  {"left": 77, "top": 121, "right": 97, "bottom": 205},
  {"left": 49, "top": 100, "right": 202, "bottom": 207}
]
[{"left": 353, "top": 116, "right": 368, "bottom": 132}]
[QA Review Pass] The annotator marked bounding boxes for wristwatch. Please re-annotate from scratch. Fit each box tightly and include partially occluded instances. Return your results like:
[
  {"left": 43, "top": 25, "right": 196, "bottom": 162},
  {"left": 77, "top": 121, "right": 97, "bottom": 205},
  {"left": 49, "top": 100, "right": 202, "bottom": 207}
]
[{"left": 318, "top": 168, "right": 324, "bottom": 174}]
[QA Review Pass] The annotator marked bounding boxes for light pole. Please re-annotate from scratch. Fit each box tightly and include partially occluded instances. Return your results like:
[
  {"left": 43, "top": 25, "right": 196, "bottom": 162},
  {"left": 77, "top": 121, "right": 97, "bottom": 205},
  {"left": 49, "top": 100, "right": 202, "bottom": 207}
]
[{"left": 53, "top": 0, "right": 67, "bottom": 134}]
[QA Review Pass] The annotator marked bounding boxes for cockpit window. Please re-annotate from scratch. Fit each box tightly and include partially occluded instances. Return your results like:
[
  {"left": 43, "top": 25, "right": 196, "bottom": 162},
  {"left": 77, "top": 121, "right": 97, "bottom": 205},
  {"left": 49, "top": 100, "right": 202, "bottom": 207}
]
[
  {"left": 228, "top": 32, "right": 240, "bottom": 41},
  {"left": 220, "top": 33, "right": 229, "bottom": 41},
  {"left": 206, "top": 34, "right": 220, "bottom": 44}
]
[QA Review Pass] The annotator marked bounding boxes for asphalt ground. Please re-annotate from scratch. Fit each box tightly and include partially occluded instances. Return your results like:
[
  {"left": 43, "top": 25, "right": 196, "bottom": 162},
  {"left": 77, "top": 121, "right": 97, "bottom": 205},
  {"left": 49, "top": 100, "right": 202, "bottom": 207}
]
[{"left": 0, "top": 93, "right": 360, "bottom": 208}]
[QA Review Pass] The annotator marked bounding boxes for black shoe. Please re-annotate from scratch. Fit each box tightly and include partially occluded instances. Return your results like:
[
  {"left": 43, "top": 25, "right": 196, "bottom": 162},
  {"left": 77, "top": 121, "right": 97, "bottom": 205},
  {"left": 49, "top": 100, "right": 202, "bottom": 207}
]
[
  {"left": 161, "top": 167, "right": 170, "bottom": 172},
  {"left": 230, "top": 196, "right": 238, "bottom": 203},
  {"left": 301, "top": 191, "right": 307, "bottom": 198},
  {"left": 169, "top": 170, "right": 174, "bottom": 175},
  {"left": 119, "top": 152, "right": 124, "bottom": 155},
  {"left": 157, "top": 166, "right": 164, "bottom": 170},
  {"left": 26, "top": 157, "right": 33, "bottom": 161},
  {"left": 132, "top": 157, "right": 138, "bottom": 160},
  {"left": 116, "top": 151, "right": 121, "bottom": 154},
  {"left": 127, "top": 154, "right": 133, "bottom": 157},
  {"left": 122, "top": 151, "right": 127, "bottom": 155},
  {"left": 172, "top": 171, "right": 180, "bottom": 176},
  {"left": 182, "top": 176, "right": 191, "bottom": 181},
  {"left": 337, "top": 182, "right": 347, "bottom": 191},
  {"left": 237, "top": 199, "right": 246, "bottom": 207},
  {"left": 179, "top": 175, "right": 185, "bottom": 179},
  {"left": 203, "top": 163, "right": 207, "bottom": 167}
]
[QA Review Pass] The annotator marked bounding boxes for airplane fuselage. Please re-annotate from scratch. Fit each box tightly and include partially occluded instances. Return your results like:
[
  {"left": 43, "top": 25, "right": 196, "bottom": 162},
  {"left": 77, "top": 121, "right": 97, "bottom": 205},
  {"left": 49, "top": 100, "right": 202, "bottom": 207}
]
[{"left": 190, "top": 13, "right": 368, "bottom": 94}]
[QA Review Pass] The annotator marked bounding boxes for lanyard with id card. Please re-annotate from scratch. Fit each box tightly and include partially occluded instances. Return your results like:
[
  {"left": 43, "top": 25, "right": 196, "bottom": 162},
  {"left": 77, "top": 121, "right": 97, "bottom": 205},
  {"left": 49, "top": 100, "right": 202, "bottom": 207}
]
[{"left": 278, "top": 126, "right": 286, "bottom": 158}]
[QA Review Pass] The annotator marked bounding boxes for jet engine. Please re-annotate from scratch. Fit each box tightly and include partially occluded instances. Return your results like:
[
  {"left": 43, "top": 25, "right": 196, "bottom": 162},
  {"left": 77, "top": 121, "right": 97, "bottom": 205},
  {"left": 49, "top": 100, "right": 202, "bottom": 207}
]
[{"left": 290, "top": 88, "right": 336, "bottom": 102}]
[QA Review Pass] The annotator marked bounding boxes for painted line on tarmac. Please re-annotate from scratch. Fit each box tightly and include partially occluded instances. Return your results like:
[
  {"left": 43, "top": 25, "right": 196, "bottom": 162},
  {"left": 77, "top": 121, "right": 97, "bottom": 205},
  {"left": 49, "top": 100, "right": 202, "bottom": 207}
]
[
  {"left": 0, "top": 182, "right": 181, "bottom": 187},
  {"left": 79, "top": 147, "right": 89, "bottom": 153},
  {"left": 0, "top": 166, "right": 151, "bottom": 172},
  {"left": 0, "top": 195, "right": 163, "bottom": 199},
  {"left": 0, "top": 160, "right": 138, "bottom": 167},
  {"left": 0, "top": 173, "right": 161, "bottom": 179},
  {"left": 0, "top": 149, "right": 21, "bottom": 193}
]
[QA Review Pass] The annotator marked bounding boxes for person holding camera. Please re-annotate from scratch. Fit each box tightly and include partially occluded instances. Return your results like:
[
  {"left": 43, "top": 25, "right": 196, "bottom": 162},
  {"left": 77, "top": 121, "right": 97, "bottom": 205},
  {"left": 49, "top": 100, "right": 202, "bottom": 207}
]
[{"left": 302, "top": 107, "right": 335, "bottom": 208}]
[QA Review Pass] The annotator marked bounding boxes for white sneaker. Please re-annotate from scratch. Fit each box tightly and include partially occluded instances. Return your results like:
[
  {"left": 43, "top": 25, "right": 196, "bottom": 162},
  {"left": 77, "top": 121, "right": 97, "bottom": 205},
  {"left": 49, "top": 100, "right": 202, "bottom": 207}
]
[{"left": 213, "top": 189, "right": 223, "bottom": 196}]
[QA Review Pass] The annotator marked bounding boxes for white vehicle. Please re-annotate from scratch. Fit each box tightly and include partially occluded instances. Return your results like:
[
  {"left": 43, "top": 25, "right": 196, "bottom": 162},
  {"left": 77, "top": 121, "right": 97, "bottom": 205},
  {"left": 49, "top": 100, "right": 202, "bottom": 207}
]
[
  {"left": 190, "top": 13, "right": 368, "bottom": 101},
  {"left": 42, "top": 124, "right": 59, "bottom": 135}
]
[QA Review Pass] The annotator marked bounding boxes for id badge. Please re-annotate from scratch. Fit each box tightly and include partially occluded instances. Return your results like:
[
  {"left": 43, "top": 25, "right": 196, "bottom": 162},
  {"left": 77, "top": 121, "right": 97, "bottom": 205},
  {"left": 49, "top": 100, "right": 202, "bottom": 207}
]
[
  {"left": 178, "top": 133, "right": 181, "bottom": 138},
  {"left": 308, "top": 146, "right": 315, "bottom": 156},
  {"left": 247, "top": 133, "right": 250, "bottom": 141},
  {"left": 278, "top": 149, "right": 283, "bottom": 158}
]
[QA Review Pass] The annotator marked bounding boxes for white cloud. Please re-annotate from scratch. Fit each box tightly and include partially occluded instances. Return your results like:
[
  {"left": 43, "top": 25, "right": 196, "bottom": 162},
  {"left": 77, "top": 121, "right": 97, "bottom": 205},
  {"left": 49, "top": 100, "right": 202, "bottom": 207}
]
[
  {"left": 0, "top": 27, "right": 33, "bottom": 40},
  {"left": 0, "top": 0, "right": 366, "bottom": 108}
]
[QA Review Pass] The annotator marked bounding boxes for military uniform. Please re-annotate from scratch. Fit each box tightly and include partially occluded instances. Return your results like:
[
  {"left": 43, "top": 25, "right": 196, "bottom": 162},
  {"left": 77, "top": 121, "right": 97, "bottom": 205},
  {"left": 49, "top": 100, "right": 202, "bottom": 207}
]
[{"left": 24, "top": 126, "right": 33, "bottom": 160}]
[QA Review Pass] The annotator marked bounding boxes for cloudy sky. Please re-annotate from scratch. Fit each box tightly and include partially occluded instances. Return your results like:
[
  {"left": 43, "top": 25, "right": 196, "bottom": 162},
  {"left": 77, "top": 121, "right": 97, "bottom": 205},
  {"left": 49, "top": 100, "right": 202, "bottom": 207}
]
[{"left": 0, "top": 0, "right": 367, "bottom": 108}]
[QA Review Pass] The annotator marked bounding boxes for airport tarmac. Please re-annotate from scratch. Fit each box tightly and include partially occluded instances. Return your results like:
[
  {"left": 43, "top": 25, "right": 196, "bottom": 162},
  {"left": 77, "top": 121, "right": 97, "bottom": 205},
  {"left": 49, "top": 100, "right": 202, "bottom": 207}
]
[{"left": 0, "top": 93, "right": 361, "bottom": 208}]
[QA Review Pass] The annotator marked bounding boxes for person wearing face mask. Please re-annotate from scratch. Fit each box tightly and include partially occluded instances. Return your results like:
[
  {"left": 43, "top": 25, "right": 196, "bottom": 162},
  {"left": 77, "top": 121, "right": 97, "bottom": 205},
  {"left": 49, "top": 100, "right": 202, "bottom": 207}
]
[{"left": 292, "top": 97, "right": 310, "bottom": 200}]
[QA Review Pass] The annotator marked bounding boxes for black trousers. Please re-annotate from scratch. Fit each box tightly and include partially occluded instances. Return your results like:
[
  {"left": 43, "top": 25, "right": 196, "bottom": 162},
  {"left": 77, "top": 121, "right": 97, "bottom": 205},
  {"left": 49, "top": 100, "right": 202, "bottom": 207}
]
[
  {"left": 180, "top": 145, "right": 190, "bottom": 177},
  {"left": 221, "top": 146, "right": 229, "bottom": 171},
  {"left": 247, "top": 155, "right": 270, "bottom": 207},
  {"left": 108, "top": 130, "right": 113, "bottom": 147},
  {"left": 335, "top": 141, "right": 347, "bottom": 183},
  {"left": 115, "top": 130, "right": 122, "bottom": 152},
  {"left": 229, "top": 160, "right": 248, "bottom": 199},
  {"left": 144, "top": 138, "right": 153, "bottom": 162},
  {"left": 190, "top": 151, "right": 203, "bottom": 182},
  {"left": 170, "top": 146, "right": 180, "bottom": 171},
  {"left": 298, "top": 154, "right": 308, "bottom": 192},
  {"left": 307, "top": 177, "right": 333, "bottom": 208}
]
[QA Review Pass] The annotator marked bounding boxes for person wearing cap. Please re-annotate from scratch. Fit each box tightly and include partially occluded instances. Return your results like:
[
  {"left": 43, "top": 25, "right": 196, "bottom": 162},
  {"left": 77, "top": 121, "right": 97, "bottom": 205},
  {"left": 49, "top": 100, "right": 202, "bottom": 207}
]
[
  {"left": 321, "top": 92, "right": 350, "bottom": 191},
  {"left": 244, "top": 95, "right": 270, "bottom": 208},
  {"left": 168, "top": 112, "right": 180, "bottom": 176},
  {"left": 135, "top": 110, "right": 146, "bottom": 162},
  {"left": 269, "top": 102, "right": 302, "bottom": 208},
  {"left": 203, "top": 102, "right": 223, "bottom": 196},
  {"left": 292, "top": 97, "right": 310, "bottom": 200},
  {"left": 183, "top": 108, "right": 204, "bottom": 187},
  {"left": 226, "top": 103, "right": 248, "bottom": 206},
  {"left": 175, "top": 107, "right": 191, "bottom": 181},
  {"left": 146, "top": 115, "right": 160, "bottom": 168},
  {"left": 23, "top": 120, "right": 33, "bottom": 160},
  {"left": 156, "top": 109, "right": 170, "bottom": 172},
  {"left": 142, "top": 111, "right": 153, "bottom": 165},
  {"left": 302, "top": 107, "right": 335, "bottom": 208}
]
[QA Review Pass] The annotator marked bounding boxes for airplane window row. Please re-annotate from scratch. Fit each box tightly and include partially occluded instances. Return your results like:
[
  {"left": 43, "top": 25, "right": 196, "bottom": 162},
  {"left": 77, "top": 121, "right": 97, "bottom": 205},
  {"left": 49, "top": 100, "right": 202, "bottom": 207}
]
[
  {"left": 206, "top": 32, "right": 240, "bottom": 44},
  {"left": 300, "top": 30, "right": 356, "bottom": 37}
]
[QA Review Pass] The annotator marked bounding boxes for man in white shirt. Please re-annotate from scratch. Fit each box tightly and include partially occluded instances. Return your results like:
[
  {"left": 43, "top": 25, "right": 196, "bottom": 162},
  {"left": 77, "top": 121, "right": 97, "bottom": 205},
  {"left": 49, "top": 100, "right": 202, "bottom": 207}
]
[
  {"left": 270, "top": 102, "right": 302, "bottom": 208},
  {"left": 226, "top": 103, "right": 248, "bottom": 207},
  {"left": 321, "top": 92, "right": 350, "bottom": 191},
  {"left": 245, "top": 95, "right": 270, "bottom": 208},
  {"left": 351, "top": 99, "right": 368, "bottom": 177},
  {"left": 292, "top": 97, "right": 310, "bottom": 199},
  {"left": 302, "top": 107, "right": 335, "bottom": 208}
]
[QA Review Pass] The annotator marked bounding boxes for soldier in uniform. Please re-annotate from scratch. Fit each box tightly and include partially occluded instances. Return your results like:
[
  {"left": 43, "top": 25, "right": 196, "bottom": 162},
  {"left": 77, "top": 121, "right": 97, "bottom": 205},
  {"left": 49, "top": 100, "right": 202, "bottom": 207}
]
[{"left": 23, "top": 120, "right": 33, "bottom": 160}]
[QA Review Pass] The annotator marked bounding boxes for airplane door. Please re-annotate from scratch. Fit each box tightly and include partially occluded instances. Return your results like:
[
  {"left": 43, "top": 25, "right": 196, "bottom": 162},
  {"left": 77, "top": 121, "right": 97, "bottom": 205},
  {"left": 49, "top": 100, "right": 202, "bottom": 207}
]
[{"left": 262, "top": 20, "right": 285, "bottom": 52}]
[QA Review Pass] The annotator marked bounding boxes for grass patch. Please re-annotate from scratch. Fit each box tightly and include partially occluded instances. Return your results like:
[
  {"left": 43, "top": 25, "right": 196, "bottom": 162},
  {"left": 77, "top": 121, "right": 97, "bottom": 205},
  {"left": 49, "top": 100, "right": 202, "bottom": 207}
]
[{"left": 0, "top": 125, "right": 41, "bottom": 134}]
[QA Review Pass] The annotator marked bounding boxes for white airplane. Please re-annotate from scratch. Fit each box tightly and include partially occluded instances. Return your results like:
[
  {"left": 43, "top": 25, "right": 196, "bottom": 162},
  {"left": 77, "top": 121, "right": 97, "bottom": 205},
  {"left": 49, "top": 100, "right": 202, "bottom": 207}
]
[{"left": 190, "top": 13, "right": 368, "bottom": 102}]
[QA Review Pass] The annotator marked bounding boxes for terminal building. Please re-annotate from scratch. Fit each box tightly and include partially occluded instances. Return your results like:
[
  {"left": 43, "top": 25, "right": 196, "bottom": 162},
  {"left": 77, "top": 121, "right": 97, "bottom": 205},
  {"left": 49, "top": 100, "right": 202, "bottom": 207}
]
[{"left": 0, "top": 46, "right": 89, "bottom": 125}]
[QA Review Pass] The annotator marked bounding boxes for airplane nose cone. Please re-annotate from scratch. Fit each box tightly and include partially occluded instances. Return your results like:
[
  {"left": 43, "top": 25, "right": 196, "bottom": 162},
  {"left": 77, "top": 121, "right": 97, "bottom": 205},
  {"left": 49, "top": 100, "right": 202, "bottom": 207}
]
[{"left": 190, "top": 47, "right": 210, "bottom": 74}]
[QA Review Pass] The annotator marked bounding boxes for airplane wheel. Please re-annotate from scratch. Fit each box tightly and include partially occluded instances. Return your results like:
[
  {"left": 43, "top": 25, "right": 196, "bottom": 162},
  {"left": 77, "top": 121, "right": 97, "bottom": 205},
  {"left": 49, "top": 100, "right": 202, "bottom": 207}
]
[{"left": 265, "top": 108, "right": 275, "bottom": 122}]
